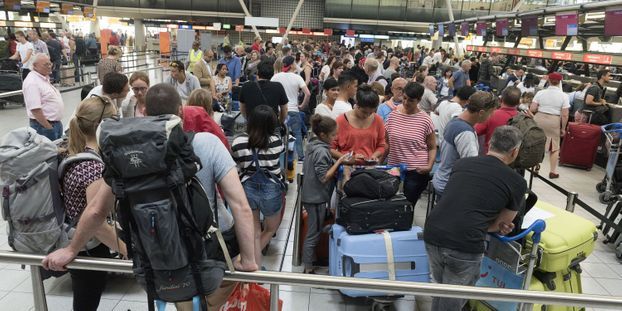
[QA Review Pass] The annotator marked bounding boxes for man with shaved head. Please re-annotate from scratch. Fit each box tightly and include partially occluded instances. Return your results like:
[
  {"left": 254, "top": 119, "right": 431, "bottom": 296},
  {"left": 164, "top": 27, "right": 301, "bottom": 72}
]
[
  {"left": 419, "top": 75, "right": 439, "bottom": 114},
  {"left": 377, "top": 77, "right": 407, "bottom": 122},
  {"left": 22, "top": 53, "right": 65, "bottom": 140}
]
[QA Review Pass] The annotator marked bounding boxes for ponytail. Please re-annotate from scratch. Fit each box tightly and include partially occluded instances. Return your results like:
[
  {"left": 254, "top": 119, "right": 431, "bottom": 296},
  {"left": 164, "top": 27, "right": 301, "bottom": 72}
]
[
  {"left": 311, "top": 114, "right": 337, "bottom": 137},
  {"left": 67, "top": 117, "right": 88, "bottom": 155}
]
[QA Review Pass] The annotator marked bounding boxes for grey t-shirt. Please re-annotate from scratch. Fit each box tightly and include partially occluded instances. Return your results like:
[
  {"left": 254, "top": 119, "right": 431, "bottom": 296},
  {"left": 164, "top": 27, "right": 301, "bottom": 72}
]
[{"left": 192, "top": 132, "right": 237, "bottom": 208}]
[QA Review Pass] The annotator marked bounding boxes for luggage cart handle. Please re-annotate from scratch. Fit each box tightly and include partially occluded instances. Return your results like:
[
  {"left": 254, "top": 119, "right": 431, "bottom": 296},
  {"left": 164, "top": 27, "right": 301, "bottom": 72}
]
[{"left": 494, "top": 219, "right": 546, "bottom": 245}]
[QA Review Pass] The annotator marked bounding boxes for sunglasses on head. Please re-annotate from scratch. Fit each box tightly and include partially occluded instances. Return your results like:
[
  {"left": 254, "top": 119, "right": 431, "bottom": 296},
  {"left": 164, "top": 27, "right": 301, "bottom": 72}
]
[{"left": 90, "top": 94, "right": 113, "bottom": 123}]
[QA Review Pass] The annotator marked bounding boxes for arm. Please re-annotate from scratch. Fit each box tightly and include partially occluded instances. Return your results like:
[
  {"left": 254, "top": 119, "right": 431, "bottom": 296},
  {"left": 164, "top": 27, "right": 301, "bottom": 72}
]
[
  {"left": 299, "top": 84, "right": 311, "bottom": 109},
  {"left": 42, "top": 183, "right": 115, "bottom": 270},
  {"left": 86, "top": 180, "right": 127, "bottom": 257},
  {"left": 23, "top": 48, "right": 33, "bottom": 64},
  {"left": 448, "top": 76, "right": 455, "bottom": 89},
  {"left": 279, "top": 104, "right": 288, "bottom": 124},
  {"left": 382, "top": 129, "right": 390, "bottom": 163},
  {"left": 9, "top": 50, "right": 19, "bottom": 60},
  {"left": 454, "top": 131, "right": 479, "bottom": 158},
  {"left": 234, "top": 59, "right": 241, "bottom": 86},
  {"left": 319, "top": 155, "right": 348, "bottom": 183},
  {"left": 194, "top": 63, "right": 211, "bottom": 87},
  {"left": 227, "top": 78, "right": 233, "bottom": 93},
  {"left": 416, "top": 132, "right": 437, "bottom": 174},
  {"left": 488, "top": 208, "right": 518, "bottom": 234},
  {"left": 218, "top": 168, "right": 258, "bottom": 272},
  {"left": 240, "top": 102, "right": 247, "bottom": 118},
  {"left": 585, "top": 94, "right": 602, "bottom": 107},
  {"left": 370, "top": 120, "right": 386, "bottom": 161},
  {"left": 304, "top": 66, "right": 311, "bottom": 85},
  {"left": 561, "top": 107, "right": 569, "bottom": 135},
  {"left": 30, "top": 109, "right": 52, "bottom": 129}
]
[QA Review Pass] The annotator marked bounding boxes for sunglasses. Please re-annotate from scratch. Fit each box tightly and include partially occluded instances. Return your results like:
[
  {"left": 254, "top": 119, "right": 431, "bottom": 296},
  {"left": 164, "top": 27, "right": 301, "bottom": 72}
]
[{"left": 90, "top": 94, "right": 113, "bottom": 124}]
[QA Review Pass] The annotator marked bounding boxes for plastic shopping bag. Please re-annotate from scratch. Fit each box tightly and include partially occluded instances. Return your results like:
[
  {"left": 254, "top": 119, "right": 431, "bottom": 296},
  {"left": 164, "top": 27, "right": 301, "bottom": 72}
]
[{"left": 219, "top": 283, "right": 283, "bottom": 311}]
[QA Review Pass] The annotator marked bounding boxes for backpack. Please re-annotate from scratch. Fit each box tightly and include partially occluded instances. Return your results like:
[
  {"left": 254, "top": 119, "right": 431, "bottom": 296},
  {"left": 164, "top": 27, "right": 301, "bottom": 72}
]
[
  {"left": 98, "top": 115, "right": 232, "bottom": 306},
  {"left": 343, "top": 169, "right": 400, "bottom": 200},
  {"left": 0, "top": 128, "right": 102, "bottom": 254},
  {"left": 508, "top": 114, "right": 546, "bottom": 169}
]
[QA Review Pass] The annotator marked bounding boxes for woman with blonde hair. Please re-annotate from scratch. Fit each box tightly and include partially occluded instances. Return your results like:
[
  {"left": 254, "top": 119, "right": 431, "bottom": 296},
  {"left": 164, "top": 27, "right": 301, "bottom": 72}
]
[
  {"left": 63, "top": 96, "right": 127, "bottom": 311},
  {"left": 184, "top": 88, "right": 230, "bottom": 149},
  {"left": 121, "top": 71, "right": 150, "bottom": 117},
  {"left": 97, "top": 45, "right": 123, "bottom": 83}
]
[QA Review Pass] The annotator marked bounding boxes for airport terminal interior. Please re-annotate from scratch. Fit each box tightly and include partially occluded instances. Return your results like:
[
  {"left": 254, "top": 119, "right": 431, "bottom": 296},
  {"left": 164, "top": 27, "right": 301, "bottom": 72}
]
[{"left": 3, "top": 0, "right": 622, "bottom": 310}]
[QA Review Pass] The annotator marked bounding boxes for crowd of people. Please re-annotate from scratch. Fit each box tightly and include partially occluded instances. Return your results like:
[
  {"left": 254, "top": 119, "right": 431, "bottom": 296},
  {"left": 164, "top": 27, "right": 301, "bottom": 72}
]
[{"left": 13, "top": 34, "right": 618, "bottom": 311}]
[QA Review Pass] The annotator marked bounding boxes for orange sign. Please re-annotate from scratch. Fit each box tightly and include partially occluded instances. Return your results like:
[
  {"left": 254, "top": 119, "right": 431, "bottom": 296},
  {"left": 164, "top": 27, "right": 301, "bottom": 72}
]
[
  {"left": 324, "top": 28, "right": 333, "bottom": 36},
  {"left": 60, "top": 3, "right": 73, "bottom": 14},
  {"left": 476, "top": 46, "right": 487, "bottom": 52},
  {"left": 235, "top": 25, "right": 244, "bottom": 32},
  {"left": 490, "top": 47, "right": 502, "bottom": 53},
  {"left": 583, "top": 54, "right": 613, "bottom": 64},
  {"left": 83, "top": 7, "right": 94, "bottom": 17},
  {"left": 36, "top": 1, "right": 49, "bottom": 13},
  {"left": 346, "top": 29, "right": 355, "bottom": 37},
  {"left": 302, "top": 28, "right": 311, "bottom": 34},
  {"left": 551, "top": 52, "right": 572, "bottom": 61},
  {"left": 100, "top": 29, "right": 111, "bottom": 56},
  {"left": 507, "top": 49, "right": 519, "bottom": 55},
  {"left": 466, "top": 46, "right": 473, "bottom": 51},
  {"left": 526, "top": 50, "right": 543, "bottom": 58},
  {"left": 278, "top": 27, "right": 286, "bottom": 35},
  {"left": 160, "top": 32, "right": 171, "bottom": 56}
]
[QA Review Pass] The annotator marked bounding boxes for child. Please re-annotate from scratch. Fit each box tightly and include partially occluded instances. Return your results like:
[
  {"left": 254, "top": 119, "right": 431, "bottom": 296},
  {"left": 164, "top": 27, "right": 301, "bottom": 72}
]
[
  {"left": 519, "top": 92, "right": 535, "bottom": 118},
  {"left": 301, "top": 114, "right": 349, "bottom": 274}
]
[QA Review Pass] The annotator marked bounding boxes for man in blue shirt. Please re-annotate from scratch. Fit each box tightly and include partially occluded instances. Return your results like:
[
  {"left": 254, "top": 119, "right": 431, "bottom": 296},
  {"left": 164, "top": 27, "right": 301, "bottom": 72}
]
[
  {"left": 219, "top": 45, "right": 242, "bottom": 86},
  {"left": 377, "top": 77, "right": 407, "bottom": 122},
  {"left": 449, "top": 60, "right": 472, "bottom": 95}
]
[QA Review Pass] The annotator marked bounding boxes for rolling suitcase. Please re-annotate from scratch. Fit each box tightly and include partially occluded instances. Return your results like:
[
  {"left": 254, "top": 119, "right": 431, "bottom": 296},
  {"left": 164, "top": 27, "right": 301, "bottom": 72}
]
[
  {"left": 329, "top": 224, "right": 430, "bottom": 297},
  {"left": 559, "top": 122, "right": 601, "bottom": 170},
  {"left": 298, "top": 207, "right": 334, "bottom": 266}
]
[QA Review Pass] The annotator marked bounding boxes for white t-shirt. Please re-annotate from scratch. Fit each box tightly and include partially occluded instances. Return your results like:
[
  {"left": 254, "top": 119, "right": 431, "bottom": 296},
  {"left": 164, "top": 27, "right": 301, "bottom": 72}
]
[
  {"left": 435, "top": 100, "right": 463, "bottom": 138},
  {"left": 320, "top": 65, "right": 331, "bottom": 81},
  {"left": 332, "top": 100, "right": 352, "bottom": 118},
  {"left": 271, "top": 72, "right": 306, "bottom": 112},
  {"left": 17, "top": 42, "right": 34, "bottom": 69},
  {"left": 315, "top": 103, "right": 334, "bottom": 119},
  {"left": 533, "top": 85, "right": 570, "bottom": 116}
]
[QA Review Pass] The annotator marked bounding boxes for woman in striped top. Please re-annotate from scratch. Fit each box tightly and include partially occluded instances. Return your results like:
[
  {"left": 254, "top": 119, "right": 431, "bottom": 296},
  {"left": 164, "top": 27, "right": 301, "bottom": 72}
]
[
  {"left": 384, "top": 82, "right": 437, "bottom": 205},
  {"left": 231, "top": 105, "right": 285, "bottom": 266}
]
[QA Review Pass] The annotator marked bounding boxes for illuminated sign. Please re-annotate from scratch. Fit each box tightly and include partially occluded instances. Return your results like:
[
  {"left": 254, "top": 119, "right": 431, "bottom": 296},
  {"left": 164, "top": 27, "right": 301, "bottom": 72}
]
[
  {"left": 551, "top": 52, "right": 572, "bottom": 61},
  {"left": 583, "top": 54, "right": 613, "bottom": 64}
]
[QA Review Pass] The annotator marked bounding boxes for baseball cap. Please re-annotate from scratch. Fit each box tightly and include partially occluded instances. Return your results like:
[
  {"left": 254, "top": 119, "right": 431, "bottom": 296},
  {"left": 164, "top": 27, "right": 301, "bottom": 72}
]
[
  {"left": 548, "top": 72, "right": 563, "bottom": 81},
  {"left": 282, "top": 55, "right": 295, "bottom": 72}
]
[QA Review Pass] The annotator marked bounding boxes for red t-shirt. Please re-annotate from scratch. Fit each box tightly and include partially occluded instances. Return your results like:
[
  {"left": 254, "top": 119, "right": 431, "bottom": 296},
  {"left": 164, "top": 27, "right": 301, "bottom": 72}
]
[
  {"left": 331, "top": 113, "right": 386, "bottom": 162},
  {"left": 182, "top": 106, "right": 230, "bottom": 150},
  {"left": 475, "top": 106, "right": 519, "bottom": 153}
]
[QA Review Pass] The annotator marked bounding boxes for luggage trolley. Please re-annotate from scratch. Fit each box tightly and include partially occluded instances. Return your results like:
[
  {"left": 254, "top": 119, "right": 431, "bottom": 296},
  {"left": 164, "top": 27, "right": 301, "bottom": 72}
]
[
  {"left": 471, "top": 219, "right": 547, "bottom": 311},
  {"left": 596, "top": 123, "right": 622, "bottom": 204}
]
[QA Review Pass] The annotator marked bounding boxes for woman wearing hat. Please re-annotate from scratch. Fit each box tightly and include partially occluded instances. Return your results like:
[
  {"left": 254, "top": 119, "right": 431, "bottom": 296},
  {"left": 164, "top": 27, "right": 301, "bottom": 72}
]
[{"left": 530, "top": 72, "right": 570, "bottom": 179}]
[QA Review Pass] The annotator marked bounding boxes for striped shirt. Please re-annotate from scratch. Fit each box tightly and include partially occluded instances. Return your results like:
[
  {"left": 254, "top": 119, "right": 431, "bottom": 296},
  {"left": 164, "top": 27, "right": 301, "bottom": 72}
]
[
  {"left": 231, "top": 134, "right": 285, "bottom": 183},
  {"left": 385, "top": 110, "right": 435, "bottom": 170}
]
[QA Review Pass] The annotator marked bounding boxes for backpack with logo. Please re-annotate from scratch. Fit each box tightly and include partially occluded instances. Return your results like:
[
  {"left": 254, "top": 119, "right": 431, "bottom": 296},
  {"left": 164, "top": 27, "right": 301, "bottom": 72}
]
[
  {"left": 508, "top": 113, "right": 546, "bottom": 169},
  {"left": 98, "top": 114, "right": 233, "bottom": 309},
  {"left": 0, "top": 128, "right": 104, "bottom": 255}
]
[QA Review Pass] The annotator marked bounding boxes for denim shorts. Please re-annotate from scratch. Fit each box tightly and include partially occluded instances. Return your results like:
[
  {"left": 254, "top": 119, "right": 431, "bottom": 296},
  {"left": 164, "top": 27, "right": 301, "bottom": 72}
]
[{"left": 243, "top": 180, "right": 283, "bottom": 217}]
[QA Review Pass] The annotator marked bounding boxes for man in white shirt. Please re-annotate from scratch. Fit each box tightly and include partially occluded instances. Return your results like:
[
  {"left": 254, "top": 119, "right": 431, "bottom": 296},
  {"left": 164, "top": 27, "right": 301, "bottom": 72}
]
[
  {"left": 23, "top": 54, "right": 64, "bottom": 140},
  {"left": 9, "top": 31, "right": 34, "bottom": 80},
  {"left": 86, "top": 72, "right": 130, "bottom": 113},
  {"left": 271, "top": 55, "right": 310, "bottom": 161},
  {"left": 435, "top": 86, "right": 476, "bottom": 139},
  {"left": 166, "top": 60, "right": 201, "bottom": 102},
  {"left": 422, "top": 51, "right": 435, "bottom": 68},
  {"left": 333, "top": 71, "right": 358, "bottom": 118}
]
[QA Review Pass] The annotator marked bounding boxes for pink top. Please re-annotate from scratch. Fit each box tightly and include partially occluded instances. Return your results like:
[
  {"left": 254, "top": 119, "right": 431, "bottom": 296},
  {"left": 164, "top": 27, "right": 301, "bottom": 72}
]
[
  {"left": 23, "top": 70, "right": 64, "bottom": 121},
  {"left": 331, "top": 113, "right": 386, "bottom": 162},
  {"left": 386, "top": 110, "right": 435, "bottom": 170}
]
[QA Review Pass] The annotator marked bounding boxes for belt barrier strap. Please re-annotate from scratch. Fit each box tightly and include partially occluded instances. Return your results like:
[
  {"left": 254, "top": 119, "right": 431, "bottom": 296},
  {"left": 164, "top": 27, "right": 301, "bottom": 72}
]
[{"left": 382, "top": 231, "right": 396, "bottom": 281}]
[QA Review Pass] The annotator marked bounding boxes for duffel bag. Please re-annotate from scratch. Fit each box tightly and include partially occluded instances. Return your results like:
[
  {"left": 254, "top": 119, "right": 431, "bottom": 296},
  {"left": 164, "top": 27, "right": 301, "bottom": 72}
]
[
  {"left": 343, "top": 169, "right": 400, "bottom": 199},
  {"left": 337, "top": 195, "right": 414, "bottom": 235}
]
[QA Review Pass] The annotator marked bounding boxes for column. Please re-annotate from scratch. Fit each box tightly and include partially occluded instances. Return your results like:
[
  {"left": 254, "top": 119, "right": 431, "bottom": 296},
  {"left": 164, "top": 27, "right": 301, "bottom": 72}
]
[{"left": 135, "top": 18, "right": 145, "bottom": 52}]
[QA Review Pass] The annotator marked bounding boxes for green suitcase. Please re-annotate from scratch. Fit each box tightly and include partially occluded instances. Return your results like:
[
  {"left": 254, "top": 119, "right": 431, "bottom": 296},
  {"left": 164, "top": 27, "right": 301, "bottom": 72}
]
[{"left": 525, "top": 201, "right": 598, "bottom": 272}]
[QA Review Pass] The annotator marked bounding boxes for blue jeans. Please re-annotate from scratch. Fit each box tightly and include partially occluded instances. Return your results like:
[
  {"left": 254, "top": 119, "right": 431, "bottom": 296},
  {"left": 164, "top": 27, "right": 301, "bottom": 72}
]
[
  {"left": 287, "top": 111, "right": 304, "bottom": 160},
  {"left": 425, "top": 243, "right": 483, "bottom": 311},
  {"left": 404, "top": 170, "right": 430, "bottom": 205},
  {"left": 30, "top": 120, "right": 63, "bottom": 141},
  {"left": 243, "top": 180, "right": 283, "bottom": 217}
]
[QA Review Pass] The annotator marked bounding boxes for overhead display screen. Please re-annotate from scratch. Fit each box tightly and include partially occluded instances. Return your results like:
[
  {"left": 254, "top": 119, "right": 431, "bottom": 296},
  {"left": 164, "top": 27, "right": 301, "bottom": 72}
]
[
  {"left": 521, "top": 16, "right": 538, "bottom": 36},
  {"left": 36, "top": 1, "right": 50, "bottom": 13},
  {"left": 605, "top": 7, "right": 622, "bottom": 36},
  {"left": 555, "top": 12, "right": 578, "bottom": 36},
  {"left": 461, "top": 22, "right": 469, "bottom": 36},
  {"left": 476, "top": 22, "right": 487, "bottom": 36},
  {"left": 496, "top": 19, "right": 508, "bottom": 37},
  {"left": 438, "top": 23, "right": 444, "bottom": 36},
  {"left": 448, "top": 23, "right": 456, "bottom": 37}
]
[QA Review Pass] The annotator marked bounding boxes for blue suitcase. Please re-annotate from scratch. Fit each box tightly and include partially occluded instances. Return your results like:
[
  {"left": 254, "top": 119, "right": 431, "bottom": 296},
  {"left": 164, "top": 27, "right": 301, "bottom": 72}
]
[{"left": 329, "top": 224, "right": 430, "bottom": 297}]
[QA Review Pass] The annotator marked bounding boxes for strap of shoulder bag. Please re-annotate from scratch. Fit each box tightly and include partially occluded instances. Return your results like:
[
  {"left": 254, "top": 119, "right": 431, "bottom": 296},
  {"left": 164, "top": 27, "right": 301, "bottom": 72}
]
[{"left": 255, "top": 81, "right": 270, "bottom": 107}]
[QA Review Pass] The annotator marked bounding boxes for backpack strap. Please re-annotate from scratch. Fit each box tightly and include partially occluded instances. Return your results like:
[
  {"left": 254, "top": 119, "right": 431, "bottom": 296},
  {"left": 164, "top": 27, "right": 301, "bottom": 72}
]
[{"left": 58, "top": 150, "right": 103, "bottom": 181}]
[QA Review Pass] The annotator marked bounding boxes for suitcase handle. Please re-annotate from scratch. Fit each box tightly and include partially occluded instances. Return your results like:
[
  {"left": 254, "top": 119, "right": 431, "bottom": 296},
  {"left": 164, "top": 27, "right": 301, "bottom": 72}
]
[{"left": 494, "top": 219, "right": 546, "bottom": 244}]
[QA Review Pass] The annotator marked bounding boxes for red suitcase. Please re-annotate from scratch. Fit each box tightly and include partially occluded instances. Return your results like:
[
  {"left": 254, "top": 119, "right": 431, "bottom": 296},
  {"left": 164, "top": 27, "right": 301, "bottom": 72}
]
[{"left": 559, "top": 122, "right": 601, "bottom": 170}]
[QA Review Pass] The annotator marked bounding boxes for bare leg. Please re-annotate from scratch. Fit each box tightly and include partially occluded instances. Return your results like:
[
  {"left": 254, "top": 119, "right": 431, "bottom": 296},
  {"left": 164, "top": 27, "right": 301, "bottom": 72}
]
[
  {"left": 550, "top": 150, "right": 559, "bottom": 174},
  {"left": 252, "top": 210, "right": 262, "bottom": 267}
]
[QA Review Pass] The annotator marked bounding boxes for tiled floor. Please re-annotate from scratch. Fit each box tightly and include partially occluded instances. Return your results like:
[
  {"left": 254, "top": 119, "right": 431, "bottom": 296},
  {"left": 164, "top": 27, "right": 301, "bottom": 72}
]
[{"left": 1, "top": 62, "right": 622, "bottom": 309}]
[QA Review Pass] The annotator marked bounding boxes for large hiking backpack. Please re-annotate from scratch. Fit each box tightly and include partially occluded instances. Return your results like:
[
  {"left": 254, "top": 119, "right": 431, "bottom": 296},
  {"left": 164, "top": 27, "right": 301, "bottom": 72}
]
[
  {"left": 0, "top": 128, "right": 106, "bottom": 254},
  {"left": 98, "top": 114, "right": 231, "bottom": 306},
  {"left": 508, "top": 114, "right": 546, "bottom": 169}
]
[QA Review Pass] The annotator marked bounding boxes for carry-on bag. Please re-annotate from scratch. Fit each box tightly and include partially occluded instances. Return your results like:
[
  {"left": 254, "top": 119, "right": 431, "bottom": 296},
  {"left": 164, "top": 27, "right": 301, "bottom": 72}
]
[
  {"left": 329, "top": 224, "right": 429, "bottom": 297},
  {"left": 559, "top": 122, "right": 601, "bottom": 170},
  {"left": 337, "top": 195, "right": 414, "bottom": 235}
]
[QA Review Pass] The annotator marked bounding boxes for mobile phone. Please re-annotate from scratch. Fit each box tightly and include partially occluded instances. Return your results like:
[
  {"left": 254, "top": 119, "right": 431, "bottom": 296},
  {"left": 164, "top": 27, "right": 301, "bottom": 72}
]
[{"left": 364, "top": 159, "right": 378, "bottom": 165}]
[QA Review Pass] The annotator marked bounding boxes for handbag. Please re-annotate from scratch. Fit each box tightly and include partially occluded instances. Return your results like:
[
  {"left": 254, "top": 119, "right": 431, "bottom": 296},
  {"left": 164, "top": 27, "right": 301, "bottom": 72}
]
[{"left": 219, "top": 283, "right": 283, "bottom": 311}]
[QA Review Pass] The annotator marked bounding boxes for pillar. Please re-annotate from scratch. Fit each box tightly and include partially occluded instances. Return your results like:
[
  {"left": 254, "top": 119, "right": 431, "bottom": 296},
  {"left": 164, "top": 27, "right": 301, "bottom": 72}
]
[{"left": 135, "top": 18, "right": 145, "bottom": 52}]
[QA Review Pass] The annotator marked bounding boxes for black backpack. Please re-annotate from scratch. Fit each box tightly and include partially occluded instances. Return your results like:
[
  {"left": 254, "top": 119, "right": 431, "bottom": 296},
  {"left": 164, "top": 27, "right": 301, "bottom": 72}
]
[
  {"left": 344, "top": 169, "right": 400, "bottom": 199},
  {"left": 98, "top": 115, "right": 232, "bottom": 309}
]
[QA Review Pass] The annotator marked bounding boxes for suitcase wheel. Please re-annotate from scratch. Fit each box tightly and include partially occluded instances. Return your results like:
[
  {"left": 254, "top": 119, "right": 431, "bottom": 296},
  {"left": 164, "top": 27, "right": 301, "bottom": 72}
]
[
  {"left": 596, "top": 181, "right": 607, "bottom": 193},
  {"left": 599, "top": 192, "right": 615, "bottom": 204}
]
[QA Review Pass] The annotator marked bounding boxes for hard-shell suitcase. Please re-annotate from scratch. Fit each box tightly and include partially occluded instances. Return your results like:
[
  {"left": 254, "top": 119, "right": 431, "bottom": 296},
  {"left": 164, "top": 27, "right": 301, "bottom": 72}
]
[
  {"left": 337, "top": 195, "right": 414, "bottom": 235},
  {"left": 329, "top": 224, "right": 429, "bottom": 297},
  {"left": 525, "top": 201, "right": 597, "bottom": 273},
  {"left": 559, "top": 122, "right": 601, "bottom": 170}
]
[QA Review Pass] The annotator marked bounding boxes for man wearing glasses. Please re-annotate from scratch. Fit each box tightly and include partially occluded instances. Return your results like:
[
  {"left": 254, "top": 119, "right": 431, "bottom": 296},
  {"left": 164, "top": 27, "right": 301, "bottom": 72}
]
[
  {"left": 22, "top": 54, "right": 64, "bottom": 140},
  {"left": 376, "top": 77, "right": 407, "bottom": 123}
]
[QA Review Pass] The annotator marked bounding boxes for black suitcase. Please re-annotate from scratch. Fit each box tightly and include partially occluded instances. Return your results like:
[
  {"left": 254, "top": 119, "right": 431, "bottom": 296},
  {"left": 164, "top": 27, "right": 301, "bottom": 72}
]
[{"left": 337, "top": 195, "right": 414, "bottom": 235}]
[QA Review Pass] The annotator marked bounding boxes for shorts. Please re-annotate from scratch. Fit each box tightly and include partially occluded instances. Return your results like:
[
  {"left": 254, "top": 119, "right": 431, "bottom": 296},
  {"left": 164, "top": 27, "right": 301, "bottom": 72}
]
[{"left": 243, "top": 179, "right": 283, "bottom": 217}]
